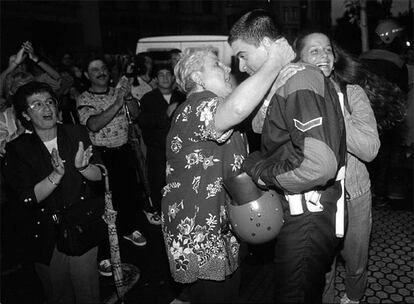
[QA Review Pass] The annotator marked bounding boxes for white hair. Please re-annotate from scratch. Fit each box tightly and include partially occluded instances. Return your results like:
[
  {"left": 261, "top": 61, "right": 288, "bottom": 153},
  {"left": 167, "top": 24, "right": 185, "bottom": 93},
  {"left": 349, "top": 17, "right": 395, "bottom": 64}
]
[{"left": 174, "top": 46, "right": 217, "bottom": 94}]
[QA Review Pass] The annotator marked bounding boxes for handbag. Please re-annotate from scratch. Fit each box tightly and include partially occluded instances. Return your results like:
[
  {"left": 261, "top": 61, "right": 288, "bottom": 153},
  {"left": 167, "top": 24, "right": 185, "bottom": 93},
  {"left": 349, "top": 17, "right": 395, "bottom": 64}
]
[{"left": 56, "top": 196, "right": 107, "bottom": 256}]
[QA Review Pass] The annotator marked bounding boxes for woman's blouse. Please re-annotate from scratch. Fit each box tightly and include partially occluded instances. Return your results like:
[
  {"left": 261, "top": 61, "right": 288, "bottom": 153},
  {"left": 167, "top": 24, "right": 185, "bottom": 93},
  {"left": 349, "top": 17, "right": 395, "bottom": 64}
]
[{"left": 161, "top": 90, "right": 247, "bottom": 283}]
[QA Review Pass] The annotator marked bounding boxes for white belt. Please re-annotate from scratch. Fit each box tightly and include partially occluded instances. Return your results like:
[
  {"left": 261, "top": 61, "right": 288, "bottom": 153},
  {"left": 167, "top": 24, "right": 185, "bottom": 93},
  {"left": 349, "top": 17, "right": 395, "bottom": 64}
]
[
  {"left": 285, "top": 165, "right": 346, "bottom": 238},
  {"left": 335, "top": 166, "right": 346, "bottom": 238}
]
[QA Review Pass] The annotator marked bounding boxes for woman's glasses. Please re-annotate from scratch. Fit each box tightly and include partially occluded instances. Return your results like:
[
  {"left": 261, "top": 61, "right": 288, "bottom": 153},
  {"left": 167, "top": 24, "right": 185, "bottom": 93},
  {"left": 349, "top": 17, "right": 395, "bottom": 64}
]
[{"left": 28, "top": 98, "right": 57, "bottom": 111}]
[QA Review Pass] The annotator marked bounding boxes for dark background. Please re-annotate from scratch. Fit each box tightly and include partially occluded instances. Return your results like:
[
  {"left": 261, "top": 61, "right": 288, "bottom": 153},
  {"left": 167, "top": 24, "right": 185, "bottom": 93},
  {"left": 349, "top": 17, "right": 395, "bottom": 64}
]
[{"left": 1, "top": 0, "right": 412, "bottom": 69}]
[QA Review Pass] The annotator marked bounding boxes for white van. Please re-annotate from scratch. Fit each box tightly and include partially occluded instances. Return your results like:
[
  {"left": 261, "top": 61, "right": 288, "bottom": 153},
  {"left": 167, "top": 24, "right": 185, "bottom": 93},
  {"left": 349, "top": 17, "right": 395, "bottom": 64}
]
[{"left": 136, "top": 35, "right": 233, "bottom": 66}]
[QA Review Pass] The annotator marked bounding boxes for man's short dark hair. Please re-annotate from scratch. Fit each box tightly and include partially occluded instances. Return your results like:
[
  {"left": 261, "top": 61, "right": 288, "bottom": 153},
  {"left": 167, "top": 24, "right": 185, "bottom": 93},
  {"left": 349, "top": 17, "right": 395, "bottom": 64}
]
[
  {"left": 228, "top": 9, "right": 282, "bottom": 46},
  {"left": 83, "top": 57, "right": 107, "bottom": 74},
  {"left": 169, "top": 49, "right": 182, "bottom": 56},
  {"left": 13, "top": 81, "right": 58, "bottom": 130},
  {"left": 154, "top": 64, "right": 173, "bottom": 76}
]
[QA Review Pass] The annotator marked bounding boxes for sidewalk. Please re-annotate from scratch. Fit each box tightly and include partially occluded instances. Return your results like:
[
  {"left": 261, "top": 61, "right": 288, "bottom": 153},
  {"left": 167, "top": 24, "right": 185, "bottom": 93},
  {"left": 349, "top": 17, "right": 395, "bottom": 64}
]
[{"left": 1, "top": 195, "right": 413, "bottom": 303}]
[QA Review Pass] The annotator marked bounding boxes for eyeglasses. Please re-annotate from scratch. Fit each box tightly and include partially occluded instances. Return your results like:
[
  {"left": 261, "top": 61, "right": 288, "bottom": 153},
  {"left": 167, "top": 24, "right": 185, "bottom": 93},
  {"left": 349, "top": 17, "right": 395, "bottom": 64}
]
[{"left": 28, "top": 98, "right": 57, "bottom": 111}]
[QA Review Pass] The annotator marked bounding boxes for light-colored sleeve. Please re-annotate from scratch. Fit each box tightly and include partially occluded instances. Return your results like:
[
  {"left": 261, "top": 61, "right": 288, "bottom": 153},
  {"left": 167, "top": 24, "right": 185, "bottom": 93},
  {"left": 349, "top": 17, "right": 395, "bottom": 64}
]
[
  {"left": 76, "top": 93, "right": 100, "bottom": 126},
  {"left": 344, "top": 85, "right": 380, "bottom": 162},
  {"left": 251, "top": 98, "right": 270, "bottom": 134}
]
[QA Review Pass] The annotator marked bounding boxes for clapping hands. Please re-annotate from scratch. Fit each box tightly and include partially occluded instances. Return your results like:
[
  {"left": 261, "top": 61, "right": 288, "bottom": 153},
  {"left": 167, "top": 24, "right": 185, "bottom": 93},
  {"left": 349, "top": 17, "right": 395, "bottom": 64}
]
[
  {"left": 75, "top": 141, "right": 93, "bottom": 170},
  {"left": 22, "top": 41, "right": 39, "bottom": 62},
  {"left": 115, "top": 76, "right": 132, "bottom": 102},
  {"left": 51, "top": 148, "right": 65, "bottom": 176}
]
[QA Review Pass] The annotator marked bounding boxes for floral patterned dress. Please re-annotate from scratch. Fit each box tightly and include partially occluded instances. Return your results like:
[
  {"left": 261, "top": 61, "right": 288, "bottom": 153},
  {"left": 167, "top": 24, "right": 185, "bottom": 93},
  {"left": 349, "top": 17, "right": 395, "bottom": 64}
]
[{"left": 161, "top": 90, "right": 247, "bottom": 283}]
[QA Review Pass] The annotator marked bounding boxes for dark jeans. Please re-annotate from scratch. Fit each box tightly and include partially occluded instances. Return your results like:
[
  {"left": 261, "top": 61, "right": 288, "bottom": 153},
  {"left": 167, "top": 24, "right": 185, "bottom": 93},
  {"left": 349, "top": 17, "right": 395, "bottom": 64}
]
[
  {"left": 97, "top": 144, "right": 143, "bottom": 235},
  {"left": 146, "top": 145, "right": 166, "bottom": 213},
  {"left": 273, "top": 198, "right": 339, "bottom": 303},
  {"left": 323, "top": 190, "right": 372, "bottom": 302},
  {"left": 35, "top": 246, "right": 99, "bottom": 304},
  {"left": 177, "top": 267, "right": 241, "bottom": 303}
]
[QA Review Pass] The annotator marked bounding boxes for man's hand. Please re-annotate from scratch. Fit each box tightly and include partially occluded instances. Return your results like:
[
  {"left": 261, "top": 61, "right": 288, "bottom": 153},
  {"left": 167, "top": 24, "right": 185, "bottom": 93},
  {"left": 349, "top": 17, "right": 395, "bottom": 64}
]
[
  {"left": 13, "top": 47, "right": 26, "bottom": 66},
  {"left": 115, "top": 76, "right": 131, "bottom": 104},
  {"left": 242, "top": 151, "right": 263, "bottom": 177},
  {"left": 267, "top": 38, "right": 296, "bottom": 67},
  {"left": 22, "top": 41, "right": 40, "bottom": 63},
  {"left": 243, "top": 151, "right": 267, "bottom": 187},
  {"left": 273, "top": 63, "right": 305, "bottom": 92}
]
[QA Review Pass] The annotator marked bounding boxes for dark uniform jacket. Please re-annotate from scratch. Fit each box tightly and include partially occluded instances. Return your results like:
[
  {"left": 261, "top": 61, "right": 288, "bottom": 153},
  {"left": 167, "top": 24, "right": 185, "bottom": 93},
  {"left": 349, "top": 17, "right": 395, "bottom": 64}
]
[
  {"left": 247, "top": 64, "right": 346, "bottom": 203},
  {"left": 4, "top": 124, "right": 103, "bottom": 265},
  {"left": 138, "top": 88, "right": 185, "bottom": 149}
]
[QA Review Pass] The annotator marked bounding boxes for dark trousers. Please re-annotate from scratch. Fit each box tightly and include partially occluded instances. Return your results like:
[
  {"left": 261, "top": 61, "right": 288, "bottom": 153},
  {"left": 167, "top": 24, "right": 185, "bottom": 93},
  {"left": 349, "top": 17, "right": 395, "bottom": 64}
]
[
  {"left": 146, "top": 145, "right": 166, "bottom": 213},
  {"left": 35, "top": 246, "right": 99, "bottom": 304},
  {"left": 177, "top": 267, "right": 241, "bottom": 303},
  {"left": 97, "top": 144, "right": 143, "bottom": 235},
  {"left": 273, "top": 199, "right": 339, "bottom": 303}
]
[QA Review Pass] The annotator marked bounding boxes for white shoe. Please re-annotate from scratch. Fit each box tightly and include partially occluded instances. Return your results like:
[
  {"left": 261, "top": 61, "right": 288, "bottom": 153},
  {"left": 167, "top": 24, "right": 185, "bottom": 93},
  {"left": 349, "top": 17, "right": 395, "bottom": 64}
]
[
  {"left": 170, "top": 299, "right": 190, "bottom": 304},
  {"left": 340, "top": 294, "right": 360, "bottom": 304},
  {"left": 143, "top": 210, "right": 161, "bottom": 225},
  {"left": 98, "top": 259, "right": 112, "bottom": 276},
  {"left": 123, "top": 230, "right": 147, "bottom": 246}
]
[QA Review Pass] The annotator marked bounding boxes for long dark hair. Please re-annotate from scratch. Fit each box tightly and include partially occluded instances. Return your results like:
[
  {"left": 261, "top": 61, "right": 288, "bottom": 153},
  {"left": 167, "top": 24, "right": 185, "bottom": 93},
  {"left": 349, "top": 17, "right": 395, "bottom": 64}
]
[{"left": 294, "top": 32, "right": 406, "bottom": 133}]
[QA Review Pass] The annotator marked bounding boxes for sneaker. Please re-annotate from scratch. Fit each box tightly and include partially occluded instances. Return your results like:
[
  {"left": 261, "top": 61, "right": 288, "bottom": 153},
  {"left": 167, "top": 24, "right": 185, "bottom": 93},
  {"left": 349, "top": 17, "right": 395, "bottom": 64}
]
[
  {"left": 143, "top": 210, "right": 161, "bottom": 225},
  {"left": 98, "top": 259, "right": 112, "bottom": 276},
  {"left": 374, "top": 196, "right": 388, "bottom": 208},
  {"left": 170, "top": 299, "right": 190, "bottom": 304},
  {"left": 123, "top": 230, "right": 147, "bottom": 246},
  {"left": 340, "top": 294, "right": 360, "bottom": 304}
]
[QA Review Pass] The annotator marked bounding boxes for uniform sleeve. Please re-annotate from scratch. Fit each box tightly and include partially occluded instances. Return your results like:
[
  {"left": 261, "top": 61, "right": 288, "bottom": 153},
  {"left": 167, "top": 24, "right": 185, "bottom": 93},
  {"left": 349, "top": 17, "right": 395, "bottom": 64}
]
[
  {"left": 76, "top": 93, "right": 100, "bottom": 126},
  {"left": 344, "top": 85, "right": 380, "bottom": 162},
  {"left": 250, "top": 73, "right": 342, "bottom": 194}
]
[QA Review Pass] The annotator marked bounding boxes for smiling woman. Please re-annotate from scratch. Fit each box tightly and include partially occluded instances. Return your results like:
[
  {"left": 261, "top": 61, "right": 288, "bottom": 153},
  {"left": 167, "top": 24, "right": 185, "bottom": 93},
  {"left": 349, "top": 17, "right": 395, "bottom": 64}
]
[
  {"left": 4, "top": 81, "right": 105, "bottom": 304},
  {"left": 294, "top": 32, "right": 381, "bottom": 304}
]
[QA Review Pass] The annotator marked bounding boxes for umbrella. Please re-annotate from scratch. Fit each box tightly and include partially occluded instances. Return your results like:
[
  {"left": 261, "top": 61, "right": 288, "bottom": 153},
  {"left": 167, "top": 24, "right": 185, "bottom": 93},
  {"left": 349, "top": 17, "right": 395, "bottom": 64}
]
[
  {"left": 97, "top": 164, "right": 140, "bottom": 304},
  {"left": 124, "top": 104, "right": 154, "bottom": 209}
]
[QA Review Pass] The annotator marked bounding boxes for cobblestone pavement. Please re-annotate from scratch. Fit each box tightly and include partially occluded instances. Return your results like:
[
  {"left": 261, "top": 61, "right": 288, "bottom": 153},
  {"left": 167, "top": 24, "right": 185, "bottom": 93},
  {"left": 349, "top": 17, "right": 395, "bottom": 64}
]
[
  {"left": 239, "top": 201, "right": 414, "bottom": 304},
  {"left": 2, "top": 199, "right": 413, "bottom": 303},
  {"left": 335, "top": 207, "right": 414, "bottom": 303}
]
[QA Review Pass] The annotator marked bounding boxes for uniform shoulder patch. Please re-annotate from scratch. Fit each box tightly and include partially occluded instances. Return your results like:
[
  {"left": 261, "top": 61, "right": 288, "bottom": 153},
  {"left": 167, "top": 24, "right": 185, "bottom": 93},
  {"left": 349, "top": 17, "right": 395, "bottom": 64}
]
[{"left": 293, "top": 117, "right": 322, "bottom": 132}]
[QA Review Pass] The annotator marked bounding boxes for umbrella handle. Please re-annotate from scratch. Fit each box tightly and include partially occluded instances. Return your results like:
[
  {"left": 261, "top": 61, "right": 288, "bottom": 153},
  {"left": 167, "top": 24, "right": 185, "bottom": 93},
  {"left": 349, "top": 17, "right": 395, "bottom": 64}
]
[{"left": 96, "top": 164, "right": 110, "bottom": 192}]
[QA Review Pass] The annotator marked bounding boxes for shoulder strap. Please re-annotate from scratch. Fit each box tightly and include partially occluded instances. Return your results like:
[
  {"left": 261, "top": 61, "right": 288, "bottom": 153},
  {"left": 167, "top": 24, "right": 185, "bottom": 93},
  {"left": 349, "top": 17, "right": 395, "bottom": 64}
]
[{"left": 340, "top": 84, "right": 352, "bottom": 114}]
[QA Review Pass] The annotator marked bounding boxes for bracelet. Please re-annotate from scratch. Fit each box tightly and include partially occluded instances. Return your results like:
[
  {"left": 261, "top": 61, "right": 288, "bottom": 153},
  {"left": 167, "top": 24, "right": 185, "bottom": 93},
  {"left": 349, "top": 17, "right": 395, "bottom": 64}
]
[
  {"left": 77, "top": 164, "right": 90, "bottom": 173},
  {"left": 47, "top": 175, "right": 59, "bottom": 186},
  {"left": 33, "top": 57, "right": 40, "bottom": 64}
]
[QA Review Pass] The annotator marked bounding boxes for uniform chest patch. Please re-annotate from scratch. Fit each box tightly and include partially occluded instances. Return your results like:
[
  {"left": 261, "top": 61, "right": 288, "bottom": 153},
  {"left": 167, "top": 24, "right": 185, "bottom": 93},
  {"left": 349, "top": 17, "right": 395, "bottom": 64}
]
[{"left": 293, "top": 117, "right": 322, "bottom": 132}]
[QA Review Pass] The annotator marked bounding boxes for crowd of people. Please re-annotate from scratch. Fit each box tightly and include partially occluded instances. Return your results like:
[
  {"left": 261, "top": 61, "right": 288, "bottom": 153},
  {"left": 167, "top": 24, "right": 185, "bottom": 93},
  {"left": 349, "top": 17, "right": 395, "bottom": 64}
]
[{"left": 1, "top": 8, "right": 412, "bottom": 304}]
